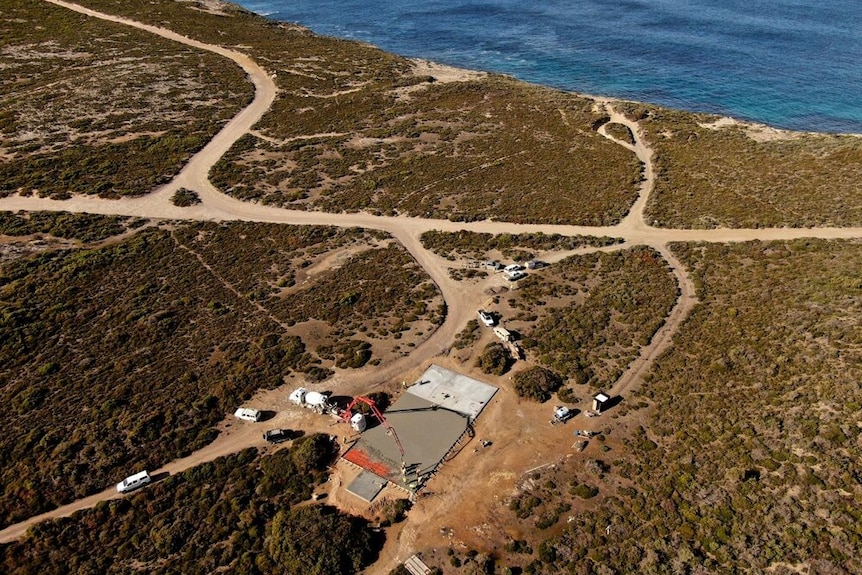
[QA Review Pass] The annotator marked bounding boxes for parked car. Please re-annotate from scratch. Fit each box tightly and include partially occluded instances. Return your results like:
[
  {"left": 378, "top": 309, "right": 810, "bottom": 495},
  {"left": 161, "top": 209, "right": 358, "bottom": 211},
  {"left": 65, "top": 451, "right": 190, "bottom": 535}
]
[
  {"left": 477, "top": 309, "right": 495, "bottom": 327},
  {"left": 263, "top": 429, "right": 292, "bottom": 444},
  {"left": 554, "top": 406, "right": 575, "bottom": 423},
  {"left": 505, "top": 270, "right": 526, "bottom": 281},
  {"left": 234, "top": 407, "right": 262, "bottom": 422},
  {"left": 504, "top": 264, "right": 523, "bottom": 273}
]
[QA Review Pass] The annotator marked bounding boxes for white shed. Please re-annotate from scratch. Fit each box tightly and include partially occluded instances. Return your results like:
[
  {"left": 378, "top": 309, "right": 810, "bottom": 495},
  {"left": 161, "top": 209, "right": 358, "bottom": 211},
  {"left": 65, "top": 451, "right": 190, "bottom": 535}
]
[{"left": 592, "top": 392, "right": 610, "bottom": 413}]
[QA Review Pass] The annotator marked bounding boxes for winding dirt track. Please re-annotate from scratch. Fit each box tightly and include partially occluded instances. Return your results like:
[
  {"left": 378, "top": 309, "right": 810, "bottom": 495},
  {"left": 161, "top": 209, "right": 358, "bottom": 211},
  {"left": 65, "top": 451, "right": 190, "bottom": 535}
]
[{"left": 1, "top": 0, "right": 861, "bottom": 545}]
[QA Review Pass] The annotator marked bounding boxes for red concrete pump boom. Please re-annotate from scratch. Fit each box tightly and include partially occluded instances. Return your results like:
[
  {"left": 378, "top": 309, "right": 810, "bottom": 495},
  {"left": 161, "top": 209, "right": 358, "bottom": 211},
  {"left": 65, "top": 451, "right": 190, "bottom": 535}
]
[{"left": 341, "top": 396, "right": 405, "bottom": 461}]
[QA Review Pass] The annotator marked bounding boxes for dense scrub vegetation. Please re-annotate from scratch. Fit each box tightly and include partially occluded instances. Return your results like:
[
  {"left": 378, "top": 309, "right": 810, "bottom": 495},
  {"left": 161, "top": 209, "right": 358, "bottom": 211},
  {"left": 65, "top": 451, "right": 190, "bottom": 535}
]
[
  {"left": 420, "top": 230, "right": 622, "bottom": 260},
  {"left": 0, "top": 0, "right": 251, "bottom": 198},
  {"left": 60, "top": 0, "right": 637, "bottom": 224},
  {"left": 475, "top": 342, "right": 512, "bottom": 376},
  {"left": 603, "top": 122, "right": 636, "bottom": 146},
  {"left": 618, "top": 104, "right": 862, "bottom": 228},
  {"left": 0, "top": 437, "right": 382, "bottom": 574},
  {"left": 0, "top": 211, "right": 145, "bottom": 243},
  {"left": 513, "top": 246, "right": 678, "bottom": 390},
  {"left": 511, "top": 367, "right": 563, "bottom": 402},
  {"left": 213, "top": 73, "right": 642, "bottom": 225},
  {"left": 0, "top": 218, "right": 440, "bottom": 527},
  {"left": 494, "top": 240, "right": 862, "bottom": 574},
  {"left": 170, "top": 188, "right": 201, "bottom": 207}
]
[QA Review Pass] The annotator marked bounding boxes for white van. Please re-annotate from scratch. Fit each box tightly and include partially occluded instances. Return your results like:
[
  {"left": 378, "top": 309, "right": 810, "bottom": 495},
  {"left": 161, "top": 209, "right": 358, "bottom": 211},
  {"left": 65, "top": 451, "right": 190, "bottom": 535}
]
[
  {"left": 234, "top": 407, "right": 262, "bottom": 422},
  {"left": 117, "top": 470, "right": 151, "bottom": 493}
]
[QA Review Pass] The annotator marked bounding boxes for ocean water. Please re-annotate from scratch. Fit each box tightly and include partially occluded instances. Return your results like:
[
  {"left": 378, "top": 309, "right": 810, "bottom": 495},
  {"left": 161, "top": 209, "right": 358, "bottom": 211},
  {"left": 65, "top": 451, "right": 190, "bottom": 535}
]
[{"left": 236, "top": 0, "right": 862, "bottom": 134}]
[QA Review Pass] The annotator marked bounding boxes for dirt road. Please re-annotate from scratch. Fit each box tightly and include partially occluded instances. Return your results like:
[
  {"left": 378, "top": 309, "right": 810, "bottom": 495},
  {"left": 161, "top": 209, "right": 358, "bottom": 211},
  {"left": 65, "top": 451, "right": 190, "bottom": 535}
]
[{"left": 1, "top": 0, "right": 861, "bottom": 546}]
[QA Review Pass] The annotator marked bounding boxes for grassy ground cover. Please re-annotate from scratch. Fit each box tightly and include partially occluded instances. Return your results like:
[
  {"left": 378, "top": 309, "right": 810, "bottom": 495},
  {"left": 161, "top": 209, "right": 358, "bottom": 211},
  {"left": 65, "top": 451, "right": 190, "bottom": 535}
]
[
  {"left": 214, "top": 75, "right": 641, "bottom": 225},
  {"left": 619, "top": 104, "right": 862, "bottom": 228},
  {"left": 64, "top": 0, "right": 641, "bottom": 224},
  {"left": 0, "top": 217, "right": 440, "bottom": 528},
  {"left": 419, "top": 230, "right": 622, "bottom": 261},
  {"left": 511, "top": 246, "right": 678, "bottom": 391},
  {"left": 0, "top": 211, "right": 145, "bottom": 243},
  {"left": 492, "top": 239, "right": 861, "bottom": 574},
  {"left": 0, "top": 438, "right": 382, "bottom": 575},
  {"left": 0, "top": 0, "right": 252, "bottom": 198}
]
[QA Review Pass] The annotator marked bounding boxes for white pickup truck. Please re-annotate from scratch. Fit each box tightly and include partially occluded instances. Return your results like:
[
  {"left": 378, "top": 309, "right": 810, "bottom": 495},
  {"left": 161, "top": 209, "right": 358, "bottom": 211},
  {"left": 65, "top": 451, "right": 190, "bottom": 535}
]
[{"left": 477, "top": 309, "right": 495, "bottom": 326}]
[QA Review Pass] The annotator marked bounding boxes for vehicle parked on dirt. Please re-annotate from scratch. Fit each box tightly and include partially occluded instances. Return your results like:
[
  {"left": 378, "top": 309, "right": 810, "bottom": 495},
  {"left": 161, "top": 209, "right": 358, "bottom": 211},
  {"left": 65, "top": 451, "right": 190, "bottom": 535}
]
[
  {"left": 477, "top": 309, "right": 495, "bottom": 326},
  {"left": 553, "top": 406, "right": 575, "bottom": 423},
  {"left": 234, "top": 407, "right": 262, "bottom": 422},
  {"left": 505, "top": 270, "right": 526, "bottom": 281},
  {"left": 263, "top": 429, "right": 292, "bottom": 444}
]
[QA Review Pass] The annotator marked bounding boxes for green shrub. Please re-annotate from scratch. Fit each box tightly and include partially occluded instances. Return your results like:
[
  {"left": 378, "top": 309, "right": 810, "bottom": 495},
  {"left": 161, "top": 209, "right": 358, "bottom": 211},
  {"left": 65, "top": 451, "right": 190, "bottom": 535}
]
[
  {"left": 476, "top": 342, "right": 512, "bottom": 375},
  {"left": 512, "top": 367, "right": 563, "bottom": 402},
  {"left": 569, "top": 483, "right": 599, "bottom": 499},
  {"left": 170, "top": 188, "right": 201, "bottom": 207}
]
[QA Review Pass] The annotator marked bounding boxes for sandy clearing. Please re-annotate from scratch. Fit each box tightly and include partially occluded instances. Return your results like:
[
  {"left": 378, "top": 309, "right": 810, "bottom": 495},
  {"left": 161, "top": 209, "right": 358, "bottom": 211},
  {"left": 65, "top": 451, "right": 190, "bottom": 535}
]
[{"left": 409, "top": 58, "right": 487, "bottom": 83}]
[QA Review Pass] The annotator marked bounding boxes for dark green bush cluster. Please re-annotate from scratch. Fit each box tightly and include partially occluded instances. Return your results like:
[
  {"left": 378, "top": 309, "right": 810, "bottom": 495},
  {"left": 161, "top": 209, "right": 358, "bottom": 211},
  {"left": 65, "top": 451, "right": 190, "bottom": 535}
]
[
  {"left": 512, "top": 367, "right": 563, "bottom": 402},
  {"left": 453, "top": 319, "right": 480, "bottom": 350},
  {"left": 318, "top": 339, "right": 373, "bottom": 369},
  {"left": 557, "top": 387, "right": 579, "bottom": 403},
  {"left": 475, "top": 342, "right": 512, "bottom": 375},
  {"left": 349, "top": 391, "right": 392, "bottom": 417},
  {"left": 510, "top": 494, "right": 543, "bottom": 519},
  {"left": 0, "top": 211, "right": 139, "bottom": 243},
  {"left": 569, "top": 483, "right": 599, "bottom": 499},
  {"left": 170, "top": 188, "right": 201, "bottom": 207},
  {"left": 603, "top": 122, "right": 636, "bottom": 145}
]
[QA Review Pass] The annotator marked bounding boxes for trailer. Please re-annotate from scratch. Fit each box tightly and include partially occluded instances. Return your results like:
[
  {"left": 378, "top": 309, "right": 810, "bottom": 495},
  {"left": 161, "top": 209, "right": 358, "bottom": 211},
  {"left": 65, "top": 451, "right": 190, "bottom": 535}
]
[{"left": 493, "top": 326, "right": 512, "bottom": 342}]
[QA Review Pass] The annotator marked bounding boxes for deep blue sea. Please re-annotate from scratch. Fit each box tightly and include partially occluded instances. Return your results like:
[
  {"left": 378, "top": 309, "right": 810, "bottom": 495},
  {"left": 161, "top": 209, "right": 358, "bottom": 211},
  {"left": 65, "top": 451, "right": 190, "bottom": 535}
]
[{"left": 236, "top": 0, "right": 862, "bottom": 134}]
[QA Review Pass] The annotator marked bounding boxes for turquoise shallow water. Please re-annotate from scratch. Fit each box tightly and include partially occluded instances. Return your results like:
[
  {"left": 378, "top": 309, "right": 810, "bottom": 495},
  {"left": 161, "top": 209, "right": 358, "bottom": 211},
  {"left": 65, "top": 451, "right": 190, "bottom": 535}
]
[{"left": 236, "top": 0, "right": 862, "bottom": 134}]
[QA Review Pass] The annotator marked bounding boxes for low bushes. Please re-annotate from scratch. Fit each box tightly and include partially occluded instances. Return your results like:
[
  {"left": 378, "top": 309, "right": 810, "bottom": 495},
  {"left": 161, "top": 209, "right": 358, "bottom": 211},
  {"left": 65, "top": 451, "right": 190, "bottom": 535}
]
[
  {"left": 170, "top": 188, "right": 201, "bottom": 207},
  {"left": 0, "top": 439, "right": 382, "bottom": 574},
  {"left": 476, "top": 342, "right": 512, "bottom": 375},
  {"left": 512, "top": 367, "right": 563, "bottom": 402},
  {"left": 0, "top": 219, "right": 439, "bottom": 527}
]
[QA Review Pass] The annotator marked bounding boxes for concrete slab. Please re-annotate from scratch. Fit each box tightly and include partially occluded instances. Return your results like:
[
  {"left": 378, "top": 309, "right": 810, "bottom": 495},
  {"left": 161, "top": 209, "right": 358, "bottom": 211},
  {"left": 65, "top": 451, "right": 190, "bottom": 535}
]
[
  {"left": 406, "top": 364, "right": 498, "bottom": 421},
  {"left": 341, "top": 365, "right": 498, "bottom": 492},
  {"left": 345, "top": 470, "right": 387, "bottom": 503}
]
